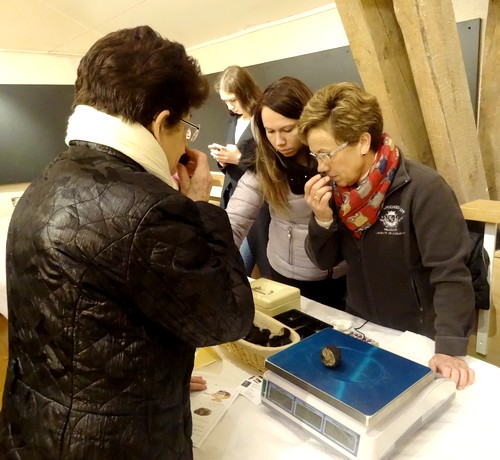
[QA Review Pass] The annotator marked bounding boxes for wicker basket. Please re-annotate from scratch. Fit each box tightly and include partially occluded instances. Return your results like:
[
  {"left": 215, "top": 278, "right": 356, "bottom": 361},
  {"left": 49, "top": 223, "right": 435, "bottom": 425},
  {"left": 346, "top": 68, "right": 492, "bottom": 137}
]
[{"left": 220, "top": 309, "right": 300, "bottom": 373}]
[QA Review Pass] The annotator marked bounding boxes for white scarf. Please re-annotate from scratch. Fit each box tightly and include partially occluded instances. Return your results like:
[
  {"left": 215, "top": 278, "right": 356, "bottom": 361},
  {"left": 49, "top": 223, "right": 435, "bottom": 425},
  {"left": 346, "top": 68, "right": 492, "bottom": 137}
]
[{"left": 65, "top": 105, "right": 177, "bottom": 189}]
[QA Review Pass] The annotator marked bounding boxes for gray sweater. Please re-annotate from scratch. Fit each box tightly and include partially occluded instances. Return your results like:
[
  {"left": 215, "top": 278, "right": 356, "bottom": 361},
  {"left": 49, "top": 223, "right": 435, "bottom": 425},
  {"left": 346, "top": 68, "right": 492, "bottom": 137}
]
[{"left": 227, "top": 170, "right": 331, "bottom": 281}]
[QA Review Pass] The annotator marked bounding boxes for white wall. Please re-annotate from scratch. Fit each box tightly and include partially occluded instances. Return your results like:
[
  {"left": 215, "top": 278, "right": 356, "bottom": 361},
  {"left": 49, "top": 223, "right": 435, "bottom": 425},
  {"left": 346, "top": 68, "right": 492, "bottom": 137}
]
[
  {"left": 0, "top": 51, "right": 80, "bottom": 84},
  {"left": 191, "top": 0, "right": 489, "bottom": 75},
  {"left": 0, "top": 0, "right": 489, "bottom": 84},
  {"left": 190, "top": 5, "right": 347, "bottom": 75}
]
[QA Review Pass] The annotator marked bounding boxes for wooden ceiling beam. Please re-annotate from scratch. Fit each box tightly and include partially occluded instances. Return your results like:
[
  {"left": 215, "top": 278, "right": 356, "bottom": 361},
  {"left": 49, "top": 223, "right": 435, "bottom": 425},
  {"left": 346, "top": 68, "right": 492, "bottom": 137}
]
[{"left": 392, "top": 0, "right": 488, "bottom": 203}]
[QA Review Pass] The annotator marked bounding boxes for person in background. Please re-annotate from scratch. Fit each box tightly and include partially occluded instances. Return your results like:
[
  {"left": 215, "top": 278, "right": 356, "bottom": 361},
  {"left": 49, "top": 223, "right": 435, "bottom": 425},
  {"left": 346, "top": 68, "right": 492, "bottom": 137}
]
[
  {"left": 299, "top": 82, "right": 475, "bottom": 389},
  {"left": 227, "top": 77, "right": 347, "bottom": 308},
  {"left": 209, "top": 65, "right": 272, "bottom": 278},
  {"left": 0, "top": 26, "right": 254, "bottom": 459}
]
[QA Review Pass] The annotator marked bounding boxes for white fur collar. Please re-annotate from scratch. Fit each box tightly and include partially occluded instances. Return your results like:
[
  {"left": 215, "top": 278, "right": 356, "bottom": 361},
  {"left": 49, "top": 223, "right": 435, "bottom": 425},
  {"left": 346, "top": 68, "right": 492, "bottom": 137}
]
[{"left": 65, "top": 105, "right": 177, "bottom": 189}]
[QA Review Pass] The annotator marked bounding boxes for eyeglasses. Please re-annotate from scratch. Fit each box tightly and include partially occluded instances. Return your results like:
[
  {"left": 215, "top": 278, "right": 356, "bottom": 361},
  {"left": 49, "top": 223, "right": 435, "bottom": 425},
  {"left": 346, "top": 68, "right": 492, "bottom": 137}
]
[
  {"left": 309, "top": 142, "right": 349, "bottom": 162},
  {"left": 180, "top": 118, "right": 201, "bottom": 142}
]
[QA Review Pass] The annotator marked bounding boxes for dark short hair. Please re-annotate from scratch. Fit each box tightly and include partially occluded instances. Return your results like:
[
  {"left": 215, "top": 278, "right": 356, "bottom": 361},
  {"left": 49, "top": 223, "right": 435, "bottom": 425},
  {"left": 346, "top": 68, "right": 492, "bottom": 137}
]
[{"left": 73, "top": 26, "right": 209, "bottom": 127}]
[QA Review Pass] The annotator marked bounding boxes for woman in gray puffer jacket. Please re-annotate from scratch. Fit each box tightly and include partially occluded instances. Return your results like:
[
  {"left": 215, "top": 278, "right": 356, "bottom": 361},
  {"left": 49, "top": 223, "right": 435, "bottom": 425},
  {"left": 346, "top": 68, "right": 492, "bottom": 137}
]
[
  {"left": 226, "top": 77, "right": 346, "bottom": 308},
  {"left": 0, "top": 26, "right": 254, "bottom": 460}
]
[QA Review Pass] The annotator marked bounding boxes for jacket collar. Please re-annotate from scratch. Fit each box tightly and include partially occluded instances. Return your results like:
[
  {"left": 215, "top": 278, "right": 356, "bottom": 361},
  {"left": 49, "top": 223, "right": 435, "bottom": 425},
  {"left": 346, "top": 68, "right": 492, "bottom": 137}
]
[
  {"left": 389, "top": 148, "right": 411, "bottom": 192},
  {"left": 65, "top": 105, "right": 177, "bottom": 189}
]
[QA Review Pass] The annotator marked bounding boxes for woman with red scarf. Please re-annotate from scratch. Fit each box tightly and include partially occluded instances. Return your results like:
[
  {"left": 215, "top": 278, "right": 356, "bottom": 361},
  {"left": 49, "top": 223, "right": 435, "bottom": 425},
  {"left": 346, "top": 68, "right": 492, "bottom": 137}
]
[{"left": 299, "top": 82, "right": 475, "bottom": 390}]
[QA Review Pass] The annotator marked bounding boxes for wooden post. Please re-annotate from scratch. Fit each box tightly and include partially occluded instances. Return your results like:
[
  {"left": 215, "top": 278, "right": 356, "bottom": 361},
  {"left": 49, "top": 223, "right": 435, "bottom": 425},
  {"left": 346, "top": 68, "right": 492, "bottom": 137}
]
[
  {"left": 336, "top": 0, "right": 434, "bottom": 167},
  {"left": 393, "top": 0, "right": 489, "bottom": 203},
  {"left": 478, "top": 0, "right": 500, "bottom": 200}
]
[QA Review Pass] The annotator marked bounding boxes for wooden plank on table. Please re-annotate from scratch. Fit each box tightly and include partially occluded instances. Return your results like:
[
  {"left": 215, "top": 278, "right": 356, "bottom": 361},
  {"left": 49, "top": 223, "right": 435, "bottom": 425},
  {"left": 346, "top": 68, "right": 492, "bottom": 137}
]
[{"left": 460, "top": 199, "right": 500, "bottom": 225}]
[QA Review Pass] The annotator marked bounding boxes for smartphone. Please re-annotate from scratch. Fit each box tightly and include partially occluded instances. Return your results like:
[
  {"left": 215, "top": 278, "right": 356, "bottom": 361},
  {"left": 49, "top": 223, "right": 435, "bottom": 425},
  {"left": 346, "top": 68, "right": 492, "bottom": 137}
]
[{"left": 208, "top": 143, "right": 223, "bottom": 151}]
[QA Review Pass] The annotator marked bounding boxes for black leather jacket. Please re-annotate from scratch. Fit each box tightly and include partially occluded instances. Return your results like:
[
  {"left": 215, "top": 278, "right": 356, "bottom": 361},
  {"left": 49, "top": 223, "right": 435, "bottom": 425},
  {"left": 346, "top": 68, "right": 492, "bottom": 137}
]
[{"left": 0, "top": 143, "right": 254, "bottom": 459}]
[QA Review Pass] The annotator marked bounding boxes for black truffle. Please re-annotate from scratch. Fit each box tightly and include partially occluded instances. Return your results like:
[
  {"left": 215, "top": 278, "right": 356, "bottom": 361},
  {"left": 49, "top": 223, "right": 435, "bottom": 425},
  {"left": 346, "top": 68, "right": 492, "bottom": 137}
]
[
  {"left": 244, "top": 324, "right": 271, "bottom": 346},
  {"left": 245, "top": 325, "right": 293, "bottom": 347},
  {"left": 268, "top": 327, "right": 292, "bottom": 347},
  {"left": 321, "top": 345, "right": 341, "bottom": 368}
]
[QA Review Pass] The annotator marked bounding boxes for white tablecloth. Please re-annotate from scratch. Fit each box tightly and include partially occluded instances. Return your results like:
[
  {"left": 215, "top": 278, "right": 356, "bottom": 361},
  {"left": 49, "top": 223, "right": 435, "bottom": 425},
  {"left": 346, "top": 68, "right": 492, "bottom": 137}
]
[
  {"left": 193, "top": 298, "right": 500, "bottom": 459},
  {"left": 0, "top": 186, "right": 28, "bottom": 318}
]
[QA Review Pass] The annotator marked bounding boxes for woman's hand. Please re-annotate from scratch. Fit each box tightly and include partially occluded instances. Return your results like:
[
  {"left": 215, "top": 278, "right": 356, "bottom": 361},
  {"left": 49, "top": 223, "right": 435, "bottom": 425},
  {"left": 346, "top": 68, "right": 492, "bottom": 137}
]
[
  {"left": 428, "top": 354, "right": 475, "bottom": 390},
  {"left": 190, "top": 375, "right": 207, "bottom": 392},
  {"left": 304, "top": 174, "right": 334, "bottom": 223},
  {"left": 208, "top": 143, "right": 241, "bottom": 167},
  {"left": 176, "top": 148, "right": 212, "bottom": 202}
]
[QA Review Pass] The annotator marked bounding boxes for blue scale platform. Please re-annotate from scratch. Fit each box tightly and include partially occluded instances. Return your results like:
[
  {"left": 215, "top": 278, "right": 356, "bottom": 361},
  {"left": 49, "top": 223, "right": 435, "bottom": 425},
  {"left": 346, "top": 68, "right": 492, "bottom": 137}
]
[{"left": 265, "top": 328, "right": 434, "bottom": 426}]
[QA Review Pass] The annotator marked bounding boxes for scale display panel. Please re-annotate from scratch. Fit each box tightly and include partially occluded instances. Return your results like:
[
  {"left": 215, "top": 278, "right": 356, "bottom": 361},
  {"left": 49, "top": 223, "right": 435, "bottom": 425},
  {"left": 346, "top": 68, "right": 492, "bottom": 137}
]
[
  {"left": 262, "top": 369, "right": 456, "bottom": 460},
  {"left": 264, "top": 378, "right": 360, "bottom": 455}
]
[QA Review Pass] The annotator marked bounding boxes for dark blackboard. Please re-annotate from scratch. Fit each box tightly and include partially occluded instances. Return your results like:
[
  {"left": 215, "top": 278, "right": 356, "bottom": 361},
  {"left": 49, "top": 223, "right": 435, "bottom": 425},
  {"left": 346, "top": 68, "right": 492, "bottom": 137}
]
[
  {"left": 191, "top": 46, "right": 362, "bottom": 170},
  {"left": 0, "top": 20, "right": 479, "bottom": 183},
  {"left": 0, "top": 85, "right": 74, "bottom": 183}
]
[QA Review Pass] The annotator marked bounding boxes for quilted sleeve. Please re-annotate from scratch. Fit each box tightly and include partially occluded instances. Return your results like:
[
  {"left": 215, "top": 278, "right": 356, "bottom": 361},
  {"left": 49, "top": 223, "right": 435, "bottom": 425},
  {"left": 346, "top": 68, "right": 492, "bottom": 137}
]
[{"left": 126, "top": 194, "right": 255, "bottom": 348}]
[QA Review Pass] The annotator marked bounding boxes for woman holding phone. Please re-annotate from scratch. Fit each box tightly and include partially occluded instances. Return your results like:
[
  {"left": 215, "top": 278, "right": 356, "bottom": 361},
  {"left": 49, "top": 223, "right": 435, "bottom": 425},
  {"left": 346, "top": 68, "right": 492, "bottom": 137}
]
[{"left": 209, "top": 65, "right": 271, "bottom": 277}]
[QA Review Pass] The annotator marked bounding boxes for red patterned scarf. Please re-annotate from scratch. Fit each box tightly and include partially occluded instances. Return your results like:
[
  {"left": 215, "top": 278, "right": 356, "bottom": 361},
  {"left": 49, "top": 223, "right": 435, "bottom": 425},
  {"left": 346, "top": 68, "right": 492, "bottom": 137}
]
[{"left": 333, "top": 133, "right": 400, "bottom": 239}]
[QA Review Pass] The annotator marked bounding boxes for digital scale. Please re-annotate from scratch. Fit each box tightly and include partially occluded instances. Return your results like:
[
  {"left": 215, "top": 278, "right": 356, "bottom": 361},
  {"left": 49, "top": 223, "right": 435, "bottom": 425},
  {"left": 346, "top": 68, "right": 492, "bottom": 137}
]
[{"left": 261, "top": 328, "right": 456, "bottom": 459}]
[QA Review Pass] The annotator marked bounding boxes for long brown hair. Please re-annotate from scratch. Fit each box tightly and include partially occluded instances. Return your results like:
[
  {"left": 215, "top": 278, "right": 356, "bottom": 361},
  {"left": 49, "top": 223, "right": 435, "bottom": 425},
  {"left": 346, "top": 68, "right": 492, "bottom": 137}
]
[
  {"left": 253, "top": 77, "right": 313, "bottom": 213},
  {"left": 214, "top": 66, "right": 262, "bottom": 116}
]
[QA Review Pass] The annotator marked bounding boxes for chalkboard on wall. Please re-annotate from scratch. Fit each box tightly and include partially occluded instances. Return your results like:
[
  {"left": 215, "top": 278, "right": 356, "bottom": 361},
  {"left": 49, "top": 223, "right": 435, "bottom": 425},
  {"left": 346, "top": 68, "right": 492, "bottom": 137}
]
[
  {"left": 191, "top": 47, "right": 362, "bottom": 170},
  {"left": 0, "top": 84, "right": 74, "bottom": 184},
  {"left": 0, "top": 20, "right": 479, "bottom": 183}
]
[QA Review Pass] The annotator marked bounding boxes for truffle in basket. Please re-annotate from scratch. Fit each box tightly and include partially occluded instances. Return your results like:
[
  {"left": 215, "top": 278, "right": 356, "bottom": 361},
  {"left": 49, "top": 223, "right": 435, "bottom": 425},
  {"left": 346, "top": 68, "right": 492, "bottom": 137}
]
[
  {"left": 244, "top": 324, "right": 271, "bottom": 346},
  {"left": 268, "top": 328, "right": 292, "bottom": 347}
]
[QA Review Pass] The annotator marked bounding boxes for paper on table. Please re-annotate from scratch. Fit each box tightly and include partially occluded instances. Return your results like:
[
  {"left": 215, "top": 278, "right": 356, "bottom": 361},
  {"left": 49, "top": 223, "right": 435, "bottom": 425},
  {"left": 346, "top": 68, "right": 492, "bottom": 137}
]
[
  {"left": 381, "top": 330, "right": 434, "bottom": 366},
  {"left": 191, "top": 383, "right": 240, "bottom": 448},
  {"left": 239, "top": 375, "right": 263, "bottom": 405}
]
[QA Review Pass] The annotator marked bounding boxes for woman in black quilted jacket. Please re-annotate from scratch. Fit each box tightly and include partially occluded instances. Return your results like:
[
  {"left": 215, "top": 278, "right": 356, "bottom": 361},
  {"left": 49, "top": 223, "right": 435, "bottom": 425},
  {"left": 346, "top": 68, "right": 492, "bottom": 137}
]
[{"left": 0, "top": 26, "right": 254, "bottom": 459}]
